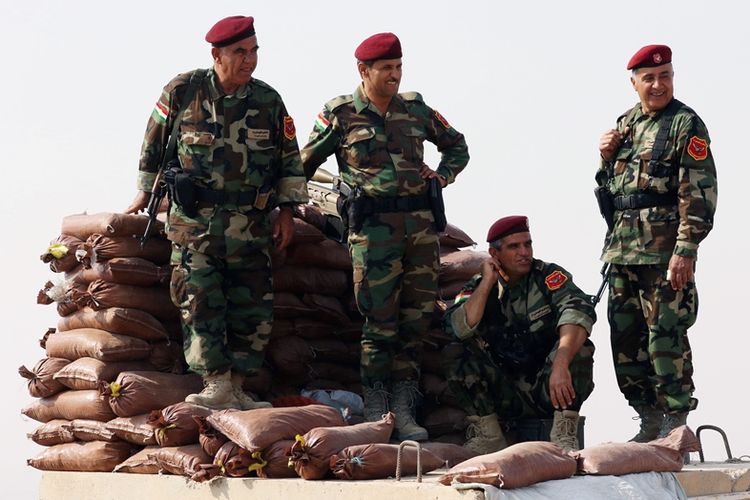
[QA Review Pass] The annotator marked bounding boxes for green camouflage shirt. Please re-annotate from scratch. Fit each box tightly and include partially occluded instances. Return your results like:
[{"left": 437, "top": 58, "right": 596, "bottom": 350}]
[
  {"left": 596, "top": 100, "right": 717, "bottom": 265},
  {"left": 300, "top": 85, "right": 469, "bottom": 197},
  {"left": 137, "top": 68, "right": 308, "bottom": 255}
]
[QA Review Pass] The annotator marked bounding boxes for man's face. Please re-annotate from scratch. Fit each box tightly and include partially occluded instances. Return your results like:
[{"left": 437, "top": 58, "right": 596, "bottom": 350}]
[
  {"left": 631, "top": 63, "right": 674, "bottom": 113},
  {"left": 359, "top": 58, "right": 402, "bottom": 99},
  {"left": 489, "top": 232, "right": 533, "bottom": 281},
  {"left": 212, "top": 35, "right": 258, "bottom": 90}
]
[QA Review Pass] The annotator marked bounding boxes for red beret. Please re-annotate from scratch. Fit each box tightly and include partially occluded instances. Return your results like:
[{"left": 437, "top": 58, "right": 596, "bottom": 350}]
[
  {"left": 627, "top": 44, "right": 672, "bottom": 70},
  {"left": 205, "top": 16, "right": 255, "bottom": 47},
  {"left": 487, "top": 216, "right": 530, "bottom": 243},
  {"left": 355, "top": 32, "right": 402, "bottom": 61}
]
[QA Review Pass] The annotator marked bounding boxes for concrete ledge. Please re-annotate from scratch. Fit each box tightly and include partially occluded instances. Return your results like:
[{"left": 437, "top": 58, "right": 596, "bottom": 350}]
[{"left": 676, "top": 463, "right": 750, "bottom": 497}]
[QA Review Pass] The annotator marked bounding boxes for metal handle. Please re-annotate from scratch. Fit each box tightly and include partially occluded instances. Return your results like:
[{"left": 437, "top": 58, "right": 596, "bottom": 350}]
[
  {"left": 396, "top": 440, "right": 422, "bottom": 482},
  {"left": 696, "top": 424, "right": 734, "bottom": 463}
]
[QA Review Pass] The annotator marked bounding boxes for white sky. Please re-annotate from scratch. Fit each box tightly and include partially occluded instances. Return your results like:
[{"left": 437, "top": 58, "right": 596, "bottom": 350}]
[{"left": 2, "top": 1, "right": 749, "bottom": 497}]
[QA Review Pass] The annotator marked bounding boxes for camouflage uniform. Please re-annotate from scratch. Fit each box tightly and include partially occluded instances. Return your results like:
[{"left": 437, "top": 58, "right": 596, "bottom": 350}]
[
  {"left": 596, "top": 100, "right": 717, "bottom": 412},
  {"left": 443, "top": 260, "right": 595, "bottom": 419},
  {"left": 301, "top": 85, "right": 469, "bottom": 385},
  {"left": 138, "top": 68, "right": 308, "bottom": 377}
]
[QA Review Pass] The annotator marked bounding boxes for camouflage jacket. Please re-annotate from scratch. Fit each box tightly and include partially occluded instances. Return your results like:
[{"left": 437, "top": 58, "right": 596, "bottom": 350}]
[
  {"left": 137, "top": 68, "right": 308, "bottom": 255},
  {"left": 445, "top": 259, "right": 595, "bottom": 372},
  {"left": 596, "top": 99, "right": 717, "bottom": 265},
  {"left": 300, "top": 85, "right": 469, "bottom": 197}
]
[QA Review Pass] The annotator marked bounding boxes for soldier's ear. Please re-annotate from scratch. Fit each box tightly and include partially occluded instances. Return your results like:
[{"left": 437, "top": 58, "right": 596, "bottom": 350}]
[
  {"left": 357, "top": 62, "right": 369, "bottom": 80},
  {"left": 211, "top": 47, "right": 221, "bottom": 63}
]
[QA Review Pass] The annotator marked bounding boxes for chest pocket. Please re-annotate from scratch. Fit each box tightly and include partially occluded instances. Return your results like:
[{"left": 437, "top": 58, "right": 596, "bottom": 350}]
[
  {"left": 343, "top": 127, "right": 376, "bottom": 168},
  {"left": 640, "top": 148, "right": 677, "bottom": 194},
  {"left": 528, "top": 304, "right": 555, "bottom": 334},
  {"left": 399, "top": 126, "right": 426, "bottom": 162},
  {"left": 179, "top": 127, "right": 215, "bottom": 173}
]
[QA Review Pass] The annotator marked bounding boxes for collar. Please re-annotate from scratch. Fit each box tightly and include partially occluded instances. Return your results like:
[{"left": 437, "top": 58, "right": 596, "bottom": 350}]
[
  {"left": 207, "top": 68, "right": 251, "bottom": 101},
  {"left": 353, "top": 84, "right": 404, "bottom": 115}
]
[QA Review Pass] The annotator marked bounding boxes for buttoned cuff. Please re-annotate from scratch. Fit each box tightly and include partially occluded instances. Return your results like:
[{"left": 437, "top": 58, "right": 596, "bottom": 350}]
[
  {"left": 276, "top": 176, "right": 310, "bottom": 205},
  {"left": 557, "top": 310, "right": 594, "bottom": 336},
  {"left": 450, "top": 305, "right": 478, "bottom": 340},
  {"left": 137, "top": 171, "right": 158, "bottom": 192}
]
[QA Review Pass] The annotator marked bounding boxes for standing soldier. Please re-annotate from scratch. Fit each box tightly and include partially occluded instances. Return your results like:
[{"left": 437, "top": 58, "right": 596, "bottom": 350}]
[
  {"left": 125, "top": 16, "right": 308, "bottom": 410},
  {"left": 596, "top": 45, "right": 717, "bottom": 440},
  {"left": 301, "top": 32, "right": 469, "bottom": 441}
]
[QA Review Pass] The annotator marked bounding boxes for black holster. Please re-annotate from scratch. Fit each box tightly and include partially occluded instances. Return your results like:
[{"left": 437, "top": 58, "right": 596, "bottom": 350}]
[
  {"left": 594, "top": 186, "right": 615, "bottom": 231},
  {"left": 428, "top": 177, "right": 447, "bottom": 232},
  {"left": 164, "top": 161, "right": 198, "bottom": 218},
  {"left": 346, "top": 187, "right": 365, "bottom": 234}
]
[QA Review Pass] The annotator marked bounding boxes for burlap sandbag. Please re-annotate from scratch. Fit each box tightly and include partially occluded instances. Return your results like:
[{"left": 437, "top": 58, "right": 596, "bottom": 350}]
[
  {"left": 438, "top": 441, "right": 577, "bottom": 488},
  {"left": 61, "top": 212, "right": 161, "bottom": 240},
  {"left": 22, "top": 389, "right": 116, "bottom": 423},
  {"left": 67, "top": 419, "right": 119, "bottom": 442},
  {"left": 207, "top": 405, "right": 345, "bottom": 452},
  {"left": 439, "top": 223, "right": 476, "bottom": 249},
  {"left": 438, "top": 280, "right": 469, "bottom": 301},
  {"left": 27, "top": 419, "right": 75, "bottom": 446},
  {"left": 292, "top": 203, "right": 328, "bottom": 232},
  {"left": 45, "top": 328, "right": 151, "bottom": 362},
  {"left": 309, "top": 362, "right": 360, "bottom": 384},
  {"left": 273, "top": 292, "right": 317, "bottom": 319},
  {"left": 421, "top": 442, "right": 479, "bottom": 468},
  {"left": 302, "top": 294, "right": 350, "bottom": 325},
  {"left": 266, "top": 336, "right": 313, "bottom": 377},
  {"left": 269, "top": 318, "right": 295, "bottom": 339},
  {"left": 40, "top": 234, "right": 84, "bottom": 273},
  {"left": 292, "top": 318, "right": 337, "bottom": 340},
  {"left": 290, "top": 217, "right": 325, "bottom": 244},
  {"left": 195, "top": 416, "right": 228, "bottom": 457},
  {"left": 37, "top": 280, "right": 86, "bottom": 317},
  {"left": 191, "top": 440, "right": 245, "bottom": 482},
  {"left": 19, "top": 357, "right": 70, "bottom": 398},
  {"left": 78, "top": 234, "right": 170, "bottom": 267},
  {"left": 57, "top": 307, "right": 169, "bottom": 342},
  {"left": 253, "top": 440, "right": 297, "bottom": 478},
  {"left": 290, "top": 412, "right": 395, "bottom": 480},
  {"left": 286, "top": 239, "right": 352, "bottom": 271},
  {"left": 27, "top": 441, "right": 133, "bottom": 472},
  {"left": 149, "top": 402, "right": 213, "bottom": 447},
  {"left": 113, "top": 446, "right": 160, "bottom": 474},
  {"left": 438, "top": 249, "right": 488, "bottom": 285},
  {"left": 273, "top": 266, "right": 349, "bottom": 297},
  {"left": 84, "top": 280, "right": 178, "bottom": 321},
  {"left": 307, "top": 338, "right": 357, "bottom": 365},
  {"left": 68, "top": 257, "right": 170, "bottom": 287},
  {"left": 148, "top": 341, "right": 187, "bottom": 373},
  {"left": 243, "top": 366, "right": 272, "bottom": 396},
  {"left": 331, "top": 443, "right": 444, "bottom": 480},
  {"left": 149, "top": 444, "right": 212, "bottom": 477},
  {"left": 575, "top": 425, "right": 700, "bottom": 475},
  {"left": 53, "top": 357, "right": 156, "bottom": 391},
  {"left": 102, "top": 371, "right": 203, "bottom": 418},
  {"left": 105, "top": 414, "right": 156, "bottom": 445}
]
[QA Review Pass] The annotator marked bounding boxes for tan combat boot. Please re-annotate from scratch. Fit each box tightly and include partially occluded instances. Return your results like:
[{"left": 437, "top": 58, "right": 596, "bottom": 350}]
[
  {"left": 550, "top": 410, "right": 580, "bottom": 451},
  {"left": 629, "top": 405, "right": 663, "bottom": 442},
  {"left": 390, "top": 380, "right": 428, "bottom": 442},
  {"left": 231, "top": 373, "right": 272, "bottom": 410},
  {"left": 464, "top": 413, "right": 508, "bottom": 455},
  {"left": 185, "top": 372, "right": 241, "bottom": 410}
]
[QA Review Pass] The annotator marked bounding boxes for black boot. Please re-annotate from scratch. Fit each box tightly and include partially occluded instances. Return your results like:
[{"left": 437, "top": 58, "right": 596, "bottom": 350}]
[
  {"left": 362, "top": 381, "right": 389, "bottom": 422},
  {"left": 629, "top": 405, "right": 663, "bottom": 442},
  {"left": 389, "top": 380, "right": 428, "bottom": 442}
]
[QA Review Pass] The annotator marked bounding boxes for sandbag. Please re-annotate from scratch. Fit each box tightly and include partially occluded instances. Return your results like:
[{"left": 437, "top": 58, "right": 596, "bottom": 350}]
[
  {"left": 68, "top": 257, "right": 171, "bottom": 287},
  {"left": 113, "top": 446, "right": 160, "bottom": 474},
  {"left": 309, "top": 362, "right": 360, "bottom": 384},
  {"left": 290, "top": 413, "right": 395, "bottom": 480},
  {"left": 243, "top": 367, "right": 272, "bottom": 396},
  {"left": 84, "top": 280, "right": 178, "bottom": 321},
  {"left": 438, "top": 280, "right": 469, "bottom": 301},
  {"left": 439, "top": 224, "right": 476, "bottom": 249},
  {"left": 40, "top": 234, "right": 85, "bottom": 273},
  {"left": 292, "top": 203, "right": 328, "bottom": 232},
  {"left": 37, "top": 279, "right": 87, "bottom": 317},
  {"left": 22, "top": 389, "right": 116, "bottom": 423},
  {"left": 273, "top": 292, "right": 317, "bottom": 319},
  {"left": 290, "top": 216, "right": 326, "bottom": 244},
  {"left": 438, "top": 441, "right": 577, "bottom": 489},
  {"left": 102, "top": 371, "right": 203, "bottom": 418},
  {"left": 331, "top": 443, "right": 444, "bottom": 480},
  {"left": 148, "top": 402, "right": 213, "bottom": 447},
  {"left": 27, "top": 420, "right": 75, "bottom": 446},
  {"left": 78, "top": 234, "right": 171, "bottom": 267},
  {"left": 105, "top": 414, "right": 157, "bottom": 446},
  {"left": 273, "top": 266, "right": 349, "bottom": 297},
  {"left": 302, "top": 294, "right": 350, "bottom": 325},
  {"left": 61, "top": 212, "right": 161, "bottom": 240},
  {"left": 270, "top": 318, "right": 295, "bottom": 339},
  {"left": 149, "top": 444, "right": 212, "bottom": 477},
  {"left": 19, "top": 357, "right": 70, "bottom": 398},
  {"left": 307, "top": 339, "right": 358, "bottom": 365},
  {"left": 67, "top": 419, "right": 119, "bottom": 442},
  {"left": 292, "top": 318, "right": 337, "bottom": 340},
  {"left": 57, "top": 307, "right": 169, "bottom": 342},
  {"left": 253, "top": 440, "right": 297, "bottom": 478},
  {"left": 45, "top": 328, "right": 151, "bottom": 362},
  {"left": 286, "top": 239, "right": 352, "bottom": 271},
  {"left": 266, "top": 336, "right": 313, "bottom": 377},
  {"left": 195, "top": 416, "right": 228, "bottom": 457},
  {"left": 53, "top": 357, "right": 156, "bottom": 390},
  {"left": 421, "top": 442, "right": 479, "bottom": 467},
  {"left": 575, "top": 425, "right": 700, "bottom": 475},
  {"left": 207, "top": 404, "right": 345, "bottom": 452},
  {"left": 438, "top": 249, "right": 488, "bottom": 284},
  {"left": 190, "top": 441, "right": 246, "bottom": 482},
  {"left": 148, "top": 341, "right": 187, "bottom": 373},
  {"left": 27, "top": 441, "right": 134, "bottom": 472}
]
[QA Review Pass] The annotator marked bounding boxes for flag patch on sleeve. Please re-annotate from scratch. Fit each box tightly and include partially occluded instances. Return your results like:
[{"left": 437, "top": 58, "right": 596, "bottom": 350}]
[
  {"left": 314, "top": 112, "right": 331, "bottom": 132},
  {"left": 153, "top": 101, "right": 169, "bottom": 123},
  {"left": 453, "top": 289, "right": 472, "bottom": 304}
]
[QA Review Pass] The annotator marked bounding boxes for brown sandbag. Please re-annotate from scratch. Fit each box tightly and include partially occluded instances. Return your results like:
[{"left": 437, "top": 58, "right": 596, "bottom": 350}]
[
  {"left": 53, "top": 357, "right": 156, "bottom": 390},
  {"left": 575, "top": 425, "right": 700, "bottom": 475},
  {"left": 438, "top": 280, "right": 470, "bottom": 301},
  {"left": 270, "top": 318, "right": 295, "bottom": 339},
  {"left": 113, "top": 446, "right": 160, "bottom": 474},
  {"left": 57, "top": 307, "right": 169, "bottom": 342},
  {"left": 421, "top": 442, "right": 479, "bottom": 468},
  {"left": 253, "top": 440, "right": 297, "bottom": 478},
  {"left": 45, "top": 328, "right": 151, "bottom": 362},
  {"left": 438, "top": 249, "right": 488, "bottom": 284},
  {"left": 61, "top": 212, "right": 161, "bottom": 240},
  {"left": 307, "top": 338, "right": 357, "bottom": 365},
  {"left": 149, "top": 444, "right": 212, "bottom": 477},
  {"left": 292, "top": 318, "right": 337, "bottom": 340},
  {"left": 331, "top": 443, "right": 444, "bottom": 480},
  {"left": 67, "top": 419, "right": 119, "bottom": 442},
  {"left": 27, "top": 419, "right": 75, "bottom": 446},
  {"left": 207, "top": 404, "right": 345, "bottom": 452},
  {"left": 286, "top": 239, "right": 352, "bottom": 271},
  {"left": 290, "top": 216, "right": 326, "bottom": 244},
  {"left": 105, "top": 414, "right": 156, "bottom": 445},
  {"left": 266, "top": 336, "right": 313, "bottom": 377},
  {"left": 439, "top": 223, "right": 476, "bottom": 249},
  {"left": 195, "top": 416, "right": 228, "bottom": 457},
  {"left": 148, "top": 341, "right": 187, "bottom": 374},
  {"left": 22, "top": 389, "right": 116, "bottom": 423},
  {"left": 149, "top": 402, "right": 214, "bottom": 447},
  {"left": 68, "top": 257, "right": 171, "bottom": 287},
  {"left": 292, "top": 203, "right": 328, "bottom": 232},
  {"left": 41, "top": 234, "right": 84, "bottom": 273},
  {"left": 438, "top": 441, "right": 577, "bottom": 489},
  {"left": 37, "top": 279, "right": 87, "bottom": 317},
  {"left": 84, "top": 280, "right": 178, "bottom": 321},
  {"left": 102, "top": 371, "right": 203, "bottom": 418},
  {"left": 302, "top": 294, "right": 350, "bottom": 325},
  {"left": 243, "top": 367, "right": 272, "bottom": 396},
  {"left": 19, "top": 357, "right": 70, "bottom": 398},
  {"left": 273, "top": 266, "right": 349, "bottom": 297},
  {"left": 290, "top": 412, "right": 395, "bottom": 480},
  {"left": 27, "top": 440, "right": 134, "bottom": 472},
  {"left": 309, "top": 362, "right": 360, "bottom": 384},
  {"left": 78, "top": 234, "right": 171, "bottom": 267},
  {"left": 273, "top": 292, "right": 317, "bottom": 319}
]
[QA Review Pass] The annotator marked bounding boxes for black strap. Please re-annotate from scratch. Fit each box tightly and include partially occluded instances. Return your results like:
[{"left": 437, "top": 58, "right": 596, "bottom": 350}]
[
  {"left": 613, "top": 193, "right": 677, "bottom": 210},
  {"left": 160, "top": 69, "right": 207, "bottom": 173},
  {"left": 647, "top": 98, "right": 682, "bottom": 175}
]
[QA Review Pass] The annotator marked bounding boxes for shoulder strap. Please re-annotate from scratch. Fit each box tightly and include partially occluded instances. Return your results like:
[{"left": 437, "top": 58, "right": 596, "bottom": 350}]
[
  {"left": 605, "top": 105, "right": 640, "bottom": 178},
  {"left": 647, "top": 98, "right": 682, "bottom": 175},
  {"left": 160, "top": 69, "right": 207, "bottom": 171}
]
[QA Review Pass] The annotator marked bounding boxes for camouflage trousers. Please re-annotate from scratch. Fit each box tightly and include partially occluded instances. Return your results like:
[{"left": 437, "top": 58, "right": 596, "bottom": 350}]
[
  {"left": 608, "top": 263, "right": 698, "bottom": 412},
  {"left": 169, "top": 246, "right": 273, "bottom": 377},
  {"left": 444, "top": 337, "right": 595, "bottom": 419},
  {"left": 349, "top": 209, "right": 438, "bottom": 386}
]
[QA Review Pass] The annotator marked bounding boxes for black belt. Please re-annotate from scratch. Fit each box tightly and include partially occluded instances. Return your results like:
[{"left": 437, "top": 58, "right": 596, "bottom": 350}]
[
  {"left": 195, "top": 186, "right": 258, "bottom": 205},
  {"left": 359, "top": 193, "right": 431, "bottom": 214},
  {"left": 613, "top": 193, "right": 677, "bottom": 210}
]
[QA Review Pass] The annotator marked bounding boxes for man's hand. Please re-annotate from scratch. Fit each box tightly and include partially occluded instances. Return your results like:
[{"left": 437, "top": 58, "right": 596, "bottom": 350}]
[
  {"left": 273, "top": 207, "right": 295, "bottom": 250},
  {"left": 125, "top": 191, "right": 150, "bottom": 214},
  {"left": 599, "top": 127, "right": 630, "bottom": 162},
  {"left": 549, "top": 364, "right": 575, "bottom": 410},
  {"left": 480, "top": 258, "right": 509, "bottom": 285},
  {"left": 419, "top": 163, "right": 447, "bottom": 187},
  {"left": 667, "top": 254, "right": 695, "bottom": 291}
]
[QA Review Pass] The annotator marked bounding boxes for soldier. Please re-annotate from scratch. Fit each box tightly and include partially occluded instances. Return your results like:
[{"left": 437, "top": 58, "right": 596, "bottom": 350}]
[
  {"left": 596, "top": 45, "right": 717, "bottom": 440},
  {"left": 443, "top": 216, "right": 596, "bottom": 453},
  {"left": 125, "top": 16, "right": 308, "bottom": 410},
  {"left": 300, "top": 32, "right": 469, "bottom": 441}
]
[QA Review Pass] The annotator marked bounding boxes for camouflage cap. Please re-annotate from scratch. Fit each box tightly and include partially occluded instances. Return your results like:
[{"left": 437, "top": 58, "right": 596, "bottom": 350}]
[
  {"left": 355, "top": 32, "right": 402, "bottom": 61},
  {"left": 627, "top": 44, "right": 672, "bottom": 70},
  {"left": 205, "top": 16, "right": 255, "bottom": 47},
  {"left": 487, "top": 215, "right": 530, "bottom": 243}
]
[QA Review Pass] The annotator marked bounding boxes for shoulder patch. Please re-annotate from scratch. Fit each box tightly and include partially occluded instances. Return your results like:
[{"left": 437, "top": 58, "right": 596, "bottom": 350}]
[
  {"left": 434, "top": 110, "right": 451, "bottom": 129},
  {"left": 544, "top": 270, "right": 568, "bottom": 291},
  {"left": 325, "top": 94, "right": 355, "bottom": 112},
  {"left": 314, "top": 112, "right": 331, "bottom": 132},
  {"left": 399, "top": 91, "right": 423, "bottom": 102},
  {"left": 283, "top": 116, "right": 296, "bottom": 140},
  {"left": 453, "top": 289, "right": 472, "bottom": 304},
  {"left": 687, "top": 136, "right": 708, "bottom": 161}
]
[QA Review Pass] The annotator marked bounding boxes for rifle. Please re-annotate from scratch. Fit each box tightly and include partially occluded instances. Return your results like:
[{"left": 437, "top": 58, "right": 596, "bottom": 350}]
[
  {"left": 591, "top": 262, "right": 610, "bottom": 306},
  {"left": 307, "top": 167, "right": 351, "bottom": 242}
]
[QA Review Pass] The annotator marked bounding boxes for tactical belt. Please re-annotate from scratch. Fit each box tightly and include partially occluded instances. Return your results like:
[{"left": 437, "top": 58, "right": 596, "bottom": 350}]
[
  {"left": 613, "top": 193, "right": 677, "bottom": 210},
  {"left": 359, "top": 193, "right": 431, "bottom": 214},
  {"left": 195, "top": 186, "right": 258, "bottom": 206}
]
